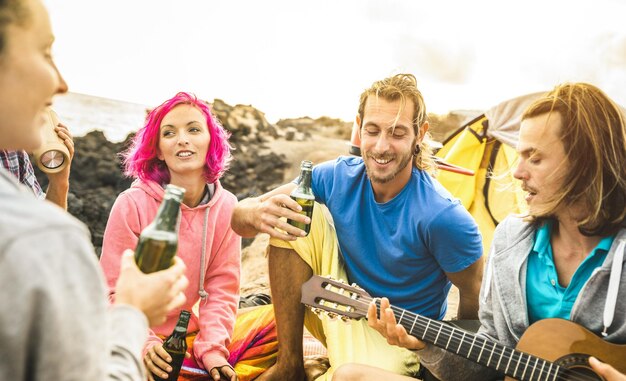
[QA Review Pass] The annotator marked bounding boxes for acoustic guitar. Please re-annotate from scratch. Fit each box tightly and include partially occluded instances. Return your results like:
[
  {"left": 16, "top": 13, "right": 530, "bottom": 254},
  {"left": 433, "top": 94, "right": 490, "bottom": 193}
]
[{"left": 301, "top": 275, "right": 626, "bottom": 381}]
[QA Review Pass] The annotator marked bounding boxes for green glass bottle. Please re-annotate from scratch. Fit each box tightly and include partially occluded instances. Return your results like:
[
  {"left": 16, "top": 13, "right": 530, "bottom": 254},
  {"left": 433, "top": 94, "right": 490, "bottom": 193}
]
[
  {"left": 153, "top": 310, "right": 191, "bottom": 381},
  {"left": 134, "top": 184, "right": 185, "bottom": 273},
  {"left": 287, "top": 160, "right": 315, "bottom": 236}
]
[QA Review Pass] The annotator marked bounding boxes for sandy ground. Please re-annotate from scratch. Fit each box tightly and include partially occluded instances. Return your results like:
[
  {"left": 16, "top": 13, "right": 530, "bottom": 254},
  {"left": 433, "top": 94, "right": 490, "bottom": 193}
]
[{"left": 239, "top": 132, "right": 460, "bottom": 320}]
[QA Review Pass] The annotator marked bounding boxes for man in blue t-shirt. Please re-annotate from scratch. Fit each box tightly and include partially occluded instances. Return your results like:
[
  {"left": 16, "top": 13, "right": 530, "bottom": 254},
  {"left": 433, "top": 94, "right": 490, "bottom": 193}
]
[{"left": 231, "top": 74, "right": 484, "bottom": 380}]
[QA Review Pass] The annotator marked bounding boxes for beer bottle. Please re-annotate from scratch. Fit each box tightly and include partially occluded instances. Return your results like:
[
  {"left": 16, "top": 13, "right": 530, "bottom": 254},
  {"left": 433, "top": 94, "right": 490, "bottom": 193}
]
[
  {"left": 153, "top": 310, "right": 191, "bottom": 381},
  {"left": 134, "top": 184, "right": 185, "bottom": 273},
  {"left": 287, "top": 160, "right": 315, "bottom": 236}
]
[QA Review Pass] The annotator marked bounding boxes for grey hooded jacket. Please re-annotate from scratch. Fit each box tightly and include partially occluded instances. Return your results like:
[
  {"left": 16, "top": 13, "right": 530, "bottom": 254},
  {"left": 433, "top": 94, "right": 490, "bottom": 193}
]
[
  {"left": 419, "top": 216, "right": 626, "bottom": 381},
  {"left": 0, "top": 169, "right": 148, "bottom": 380}
]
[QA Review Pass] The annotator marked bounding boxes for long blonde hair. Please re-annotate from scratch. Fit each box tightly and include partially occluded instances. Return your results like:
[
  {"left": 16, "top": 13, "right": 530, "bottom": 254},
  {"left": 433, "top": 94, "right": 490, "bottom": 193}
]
[{"left": 522, "top": 82, "right": 626, "bottom": 235}]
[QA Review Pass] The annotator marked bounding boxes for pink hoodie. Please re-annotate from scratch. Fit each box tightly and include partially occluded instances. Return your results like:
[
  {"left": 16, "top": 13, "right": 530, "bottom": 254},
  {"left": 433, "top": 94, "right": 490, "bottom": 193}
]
[{"left": 100, "top": 179, "right": 241, "bottom": 372}]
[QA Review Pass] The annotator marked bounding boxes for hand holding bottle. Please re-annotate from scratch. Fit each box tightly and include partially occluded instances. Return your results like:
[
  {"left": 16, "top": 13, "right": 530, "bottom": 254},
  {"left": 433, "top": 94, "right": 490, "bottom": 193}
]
[
  {"left": 232, "top": 185, "right": 309, "bottom": 240},
  {"left": 145, "top": 342, "right": 192, "bottom": 381},
  {"left": 230, "top": 161, "right": 314, "bottom": 241},
  {"left": 147, "top": 310, "right": 192, "bottom": 381},
  {"left": 115, "top": 250, "right": 188, "bottom": 326},
  {"left": 42, "top": 118, "right": 74, "bottom": 210}
]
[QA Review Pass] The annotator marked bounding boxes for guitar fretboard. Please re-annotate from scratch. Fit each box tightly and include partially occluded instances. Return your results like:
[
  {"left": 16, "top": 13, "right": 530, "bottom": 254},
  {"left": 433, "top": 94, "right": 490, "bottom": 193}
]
[{"left": 385, "top": 301, "right": 566, "bottom": 381}]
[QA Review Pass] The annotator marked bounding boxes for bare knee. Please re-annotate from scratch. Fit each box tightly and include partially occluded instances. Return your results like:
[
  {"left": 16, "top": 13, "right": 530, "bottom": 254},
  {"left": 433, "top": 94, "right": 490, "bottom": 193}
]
[
  {"left": 267, "top": 245, "right": 312, "bottom": 278},
  {"left": 332, "top": 363, "right": 367, "bottom": 381}
]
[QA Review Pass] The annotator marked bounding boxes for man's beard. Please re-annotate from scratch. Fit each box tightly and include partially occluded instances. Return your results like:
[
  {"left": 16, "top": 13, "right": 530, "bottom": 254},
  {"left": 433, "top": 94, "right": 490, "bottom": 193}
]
[{"left": 364, "top": 149, "right": 414, "bottom": 184}]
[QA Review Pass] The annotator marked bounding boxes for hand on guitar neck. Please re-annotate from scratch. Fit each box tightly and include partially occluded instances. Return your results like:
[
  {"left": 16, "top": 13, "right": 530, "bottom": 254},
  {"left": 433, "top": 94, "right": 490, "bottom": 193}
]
[
  {"left": 367, "top": 296, "right": 427, "bottom": 352},
  {"left": 301, "top": 275, "right": 626, "bottom": 381},
  {"left": 366, "top": 297, "right": 626, "bottom": 381}
]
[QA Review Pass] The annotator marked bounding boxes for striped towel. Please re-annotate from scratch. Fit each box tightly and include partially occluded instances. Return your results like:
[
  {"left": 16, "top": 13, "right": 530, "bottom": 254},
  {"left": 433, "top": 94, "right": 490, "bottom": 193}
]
[{"left": 178, "top": 305, "right": 278, "bottom": 381}]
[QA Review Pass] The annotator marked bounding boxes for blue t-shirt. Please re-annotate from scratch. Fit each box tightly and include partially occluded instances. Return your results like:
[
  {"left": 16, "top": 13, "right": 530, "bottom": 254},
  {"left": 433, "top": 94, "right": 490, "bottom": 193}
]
[
  {"left": 526, "top": 221, "right": 614, "bottom": 324},
  {"left": 312, "top": 156, "right": 483, "bottom": 319}
]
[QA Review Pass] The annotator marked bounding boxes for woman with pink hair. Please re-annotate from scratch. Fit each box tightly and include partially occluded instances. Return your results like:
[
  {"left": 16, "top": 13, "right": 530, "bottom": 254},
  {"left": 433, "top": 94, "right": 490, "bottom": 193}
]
[{"left": 100, "top": 92, "right": 241, "bottom": 381}]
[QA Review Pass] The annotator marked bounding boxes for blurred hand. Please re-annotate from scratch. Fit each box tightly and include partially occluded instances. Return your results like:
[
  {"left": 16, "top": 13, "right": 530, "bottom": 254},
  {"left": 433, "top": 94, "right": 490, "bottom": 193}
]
[
  {"left": 144, "top": 343, "right": 191, "bottom": 381},
  {"left": 589, "top": 357, "right": 626, "bottom": 381},
  {"left": 115, "top": 250, "right": 188, "bottom": 326},
  {"left": 209, "top": 365, "right": 238, "bottom": 381},
  {"left": 367, "top": 297, "right": 426, "bottom": 351}
]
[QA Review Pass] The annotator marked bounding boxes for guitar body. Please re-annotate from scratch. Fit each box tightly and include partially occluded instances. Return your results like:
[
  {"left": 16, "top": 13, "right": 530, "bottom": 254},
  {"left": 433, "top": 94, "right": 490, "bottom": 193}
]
[{"left": 504, "top": 318, "right": 626, "bottom": 380}]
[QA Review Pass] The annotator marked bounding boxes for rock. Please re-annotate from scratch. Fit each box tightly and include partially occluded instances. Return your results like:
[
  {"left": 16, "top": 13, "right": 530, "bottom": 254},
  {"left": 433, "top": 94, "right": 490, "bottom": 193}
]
[{"left": 284, "top": 127, "right": 297, "bottom": 141}]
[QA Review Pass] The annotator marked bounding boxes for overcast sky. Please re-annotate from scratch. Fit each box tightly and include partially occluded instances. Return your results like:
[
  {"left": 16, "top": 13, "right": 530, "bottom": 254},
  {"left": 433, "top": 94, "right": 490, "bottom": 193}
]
[{"left": 47, "top": 0, "right": 626, "bottom": 122}]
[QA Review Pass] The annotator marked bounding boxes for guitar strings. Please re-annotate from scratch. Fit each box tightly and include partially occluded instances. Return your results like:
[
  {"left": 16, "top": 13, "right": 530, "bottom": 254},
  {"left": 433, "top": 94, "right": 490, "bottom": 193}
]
[{"left": 325, "top": 293, "right": 600, "bottom": 381}]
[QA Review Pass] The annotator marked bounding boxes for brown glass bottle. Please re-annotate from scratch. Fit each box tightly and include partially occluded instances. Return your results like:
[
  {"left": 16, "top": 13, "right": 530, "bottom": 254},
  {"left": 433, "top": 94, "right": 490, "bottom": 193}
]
[
  {"left": 134, "top": 184, "right": 185, "bottom": 273},
  {"left": 153, "top": 310, "right": 191, "bottom": 381},
  {"left": 287, "top": 160, "right": 315, "bottom": 235}
]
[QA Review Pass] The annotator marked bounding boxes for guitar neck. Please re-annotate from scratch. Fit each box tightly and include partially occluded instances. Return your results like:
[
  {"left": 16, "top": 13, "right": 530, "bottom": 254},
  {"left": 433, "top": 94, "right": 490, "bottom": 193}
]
[{"left": 385, "top": 302, "right": 562, "bottom": 381}]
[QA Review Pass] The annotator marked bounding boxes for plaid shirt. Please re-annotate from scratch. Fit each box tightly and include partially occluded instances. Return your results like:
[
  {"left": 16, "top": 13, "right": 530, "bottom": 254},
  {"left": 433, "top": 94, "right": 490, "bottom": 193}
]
[{"left": 0, "top": 150, "right": 45, "bottom": 198}]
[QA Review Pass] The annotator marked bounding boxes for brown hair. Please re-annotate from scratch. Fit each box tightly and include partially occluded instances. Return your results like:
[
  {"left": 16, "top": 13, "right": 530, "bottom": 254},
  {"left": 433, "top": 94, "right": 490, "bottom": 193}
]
[
  {"left": 522, "top": 82, "right": 626, "bottom": 235},
  {"left": 357, "top": 73, "right": 434, "bottom": 172}
]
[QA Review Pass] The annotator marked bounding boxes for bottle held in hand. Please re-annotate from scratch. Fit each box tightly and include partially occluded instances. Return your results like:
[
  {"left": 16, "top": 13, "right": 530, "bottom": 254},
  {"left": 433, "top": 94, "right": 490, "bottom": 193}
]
[
  {"left": 33, "top": 108, "right": 70, "bottom": 174},
  {"left": 153, "top": 310, "right": 191, "bottom": 381},
  {"left": 134, "top": 184, "right": 185, "bottom": 273},
  {"left": 287, "top": 160, "right": 315, "bottom": 236}
]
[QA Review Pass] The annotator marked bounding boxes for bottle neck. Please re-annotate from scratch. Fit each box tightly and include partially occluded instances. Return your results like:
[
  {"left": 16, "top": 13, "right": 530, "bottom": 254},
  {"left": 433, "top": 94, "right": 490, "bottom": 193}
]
[
  {"left": 297, "top": 169, "right": 313, "bottom": 192},
  {"left": 171, "top": 326, "right": 187, "bottom": 338},
  {"left": 177, "top": 317, "right": 190, "bottom": 330},
  {"left": 154, "top": 197, "right": 180, "bottom": 232}
]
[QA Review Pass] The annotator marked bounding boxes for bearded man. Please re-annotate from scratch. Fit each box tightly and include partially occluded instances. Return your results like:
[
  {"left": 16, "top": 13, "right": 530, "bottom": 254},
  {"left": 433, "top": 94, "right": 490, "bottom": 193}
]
[{"left": 231, "top": 74, "right": 484, "bottom": 381}]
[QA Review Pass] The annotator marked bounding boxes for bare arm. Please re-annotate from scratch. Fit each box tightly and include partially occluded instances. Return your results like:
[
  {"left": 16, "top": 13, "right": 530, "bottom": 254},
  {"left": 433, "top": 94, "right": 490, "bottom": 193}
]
[
  {"left": 445, "top": 257, "right": 484, "bottom": 320},
  {"left": 230, "top": 182, "right": 311, "bottom": 240},
  {"left": 44, "top": 122, "right": 74, "bottom": 210}
]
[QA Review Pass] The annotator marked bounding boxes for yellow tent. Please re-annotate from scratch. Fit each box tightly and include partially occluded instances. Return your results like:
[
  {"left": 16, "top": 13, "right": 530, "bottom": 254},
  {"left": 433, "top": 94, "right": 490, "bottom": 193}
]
[{"left": 434, "top": 93, "right": 545, "bottom": 253}]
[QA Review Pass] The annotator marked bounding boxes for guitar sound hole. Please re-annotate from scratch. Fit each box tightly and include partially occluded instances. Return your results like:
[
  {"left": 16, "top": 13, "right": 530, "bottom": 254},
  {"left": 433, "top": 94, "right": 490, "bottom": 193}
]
[{"left": 555, "top": 354, "right": 601, "bottom": 381}]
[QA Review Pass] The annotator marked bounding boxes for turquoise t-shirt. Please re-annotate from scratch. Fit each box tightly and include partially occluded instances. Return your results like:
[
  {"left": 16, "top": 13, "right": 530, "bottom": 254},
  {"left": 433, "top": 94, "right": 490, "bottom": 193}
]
[
  {"left": 526, "top": 221, "right": 614, "bottom": 324},
  {"left": 311, "top": 156, "right": 483, "bottom": 319}
]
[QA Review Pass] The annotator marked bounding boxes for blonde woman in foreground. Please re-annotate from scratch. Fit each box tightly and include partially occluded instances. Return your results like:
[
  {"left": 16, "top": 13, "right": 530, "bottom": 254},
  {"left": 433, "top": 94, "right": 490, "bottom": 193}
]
[{"left": 0, "top": 0, "right": 188, "bottom": 379}]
